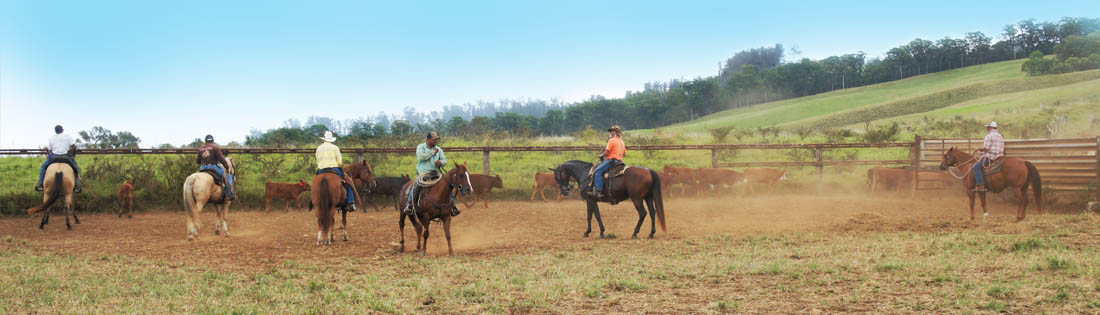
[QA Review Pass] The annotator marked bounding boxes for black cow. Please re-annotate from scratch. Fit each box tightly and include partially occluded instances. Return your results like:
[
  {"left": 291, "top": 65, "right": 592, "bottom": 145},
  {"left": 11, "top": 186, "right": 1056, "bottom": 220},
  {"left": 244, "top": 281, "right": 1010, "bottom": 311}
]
[{"left": 363, "top": 175, "right": 411, "bottom": 211}]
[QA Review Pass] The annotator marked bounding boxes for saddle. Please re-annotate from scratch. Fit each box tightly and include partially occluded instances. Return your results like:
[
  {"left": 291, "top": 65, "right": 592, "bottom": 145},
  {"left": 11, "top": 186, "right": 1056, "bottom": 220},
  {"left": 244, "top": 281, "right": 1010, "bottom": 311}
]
[
  {"left": 49, "top": 156, "right": 74, "bottom": 165},
  {"left": 585, "top": 161, "right": 630, "bottom": 203},
  {"left": 318, "top": 167, "right": 354, "bottom": 187},
  {"left": 983, "top": 156, "right": 1006, "bottom": 176},
  {"left": 200, "top": 169, "right": 225, "bottom": 186}
]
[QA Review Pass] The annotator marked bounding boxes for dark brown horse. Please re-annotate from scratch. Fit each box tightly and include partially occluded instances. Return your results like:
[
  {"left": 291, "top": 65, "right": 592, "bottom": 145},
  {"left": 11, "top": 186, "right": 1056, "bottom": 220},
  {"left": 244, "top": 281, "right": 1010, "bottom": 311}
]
[
  {"left": 939, "top": 147, "right": 1042, "bottom": 222},
  {"left": 553, "top": 160, "right": 666, "bottom": 239},
  {"left": 397, "top": 162, "right": 473, "bottom": 256}
]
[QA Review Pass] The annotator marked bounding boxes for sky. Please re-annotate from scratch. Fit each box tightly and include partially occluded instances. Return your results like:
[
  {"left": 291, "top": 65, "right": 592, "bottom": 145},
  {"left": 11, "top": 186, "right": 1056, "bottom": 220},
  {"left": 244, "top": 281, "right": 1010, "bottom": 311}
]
[{"left": 2, "top": 0, "right": 1099, "bottom": 148}]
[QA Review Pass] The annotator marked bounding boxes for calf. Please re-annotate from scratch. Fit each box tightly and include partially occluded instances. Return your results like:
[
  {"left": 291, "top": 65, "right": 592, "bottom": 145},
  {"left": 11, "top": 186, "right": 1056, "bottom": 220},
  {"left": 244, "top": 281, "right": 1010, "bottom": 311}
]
[
  {"left": 742, "top": 168, "right": 788, "bottom": 195},
  {"left": 363, "top": 175, "right": 411, "bottom": 211},
  {"left": 265, "top": 180, "right": 311, "bottom": 213},
  {"left": 868, "top": 167, "right": 913, "bottom": 194},
  {"left": 463, "top": 174, "right": 503, "bottom": 208},
  {"left": 531, "top": 172, "right": 563, "bottom": 201},
  {"left": 118, "top": 180, "right": 135, "bottom": 218}
]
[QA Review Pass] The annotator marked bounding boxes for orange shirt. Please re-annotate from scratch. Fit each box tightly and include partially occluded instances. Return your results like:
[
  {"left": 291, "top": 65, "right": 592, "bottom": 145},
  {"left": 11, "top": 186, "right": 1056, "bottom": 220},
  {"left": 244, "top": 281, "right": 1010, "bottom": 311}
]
[{"left": 605, "top": 137, "right": 625, "bottom": 161}]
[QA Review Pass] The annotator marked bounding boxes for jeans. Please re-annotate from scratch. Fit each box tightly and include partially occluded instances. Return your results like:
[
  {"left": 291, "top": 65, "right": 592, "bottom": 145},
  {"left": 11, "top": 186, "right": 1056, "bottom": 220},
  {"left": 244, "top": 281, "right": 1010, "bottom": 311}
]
[
  {"left": 317, "top": 168, "right": 355, "bottom": 206},
  {"left": 593, "top": 159, "right": 619, "bottom": 192},
  {"left": 200, "top": 164, "right": 234, "bottom": 199},
  {"left": 973, "top": 157, "right": 990, "bottom": 186},
  {"left": 38, "top": 154, "right": 80, "bottom": 187}
]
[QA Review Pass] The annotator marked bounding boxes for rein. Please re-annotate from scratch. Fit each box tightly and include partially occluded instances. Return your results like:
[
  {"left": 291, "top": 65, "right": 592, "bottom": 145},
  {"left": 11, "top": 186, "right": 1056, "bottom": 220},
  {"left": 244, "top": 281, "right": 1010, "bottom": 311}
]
[{"left": 945, "top": 151, "right": 980, "bottom": 180}]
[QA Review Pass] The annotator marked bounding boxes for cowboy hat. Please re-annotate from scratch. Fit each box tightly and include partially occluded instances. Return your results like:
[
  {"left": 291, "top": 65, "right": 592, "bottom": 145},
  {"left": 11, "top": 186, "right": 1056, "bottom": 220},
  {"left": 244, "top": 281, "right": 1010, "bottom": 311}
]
[
  {"left": 320, "top": 131, "right": 337, "bottom": 142},
  {"left": 607, "top": 125, "right": 623, "bottom": 133},
  {"left": 426, "top": 131, "right": 441, "bottom": 140},
  {"left": 986, "top": 121, "right": 997, "bottom": 129}
]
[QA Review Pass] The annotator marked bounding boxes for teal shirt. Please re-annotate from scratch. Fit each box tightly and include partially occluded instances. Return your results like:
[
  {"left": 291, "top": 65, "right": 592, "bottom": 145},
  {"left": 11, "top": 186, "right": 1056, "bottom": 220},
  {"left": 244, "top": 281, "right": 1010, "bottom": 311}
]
[{"left": 415, "top": 143, "right": 447, "bottom": 175}]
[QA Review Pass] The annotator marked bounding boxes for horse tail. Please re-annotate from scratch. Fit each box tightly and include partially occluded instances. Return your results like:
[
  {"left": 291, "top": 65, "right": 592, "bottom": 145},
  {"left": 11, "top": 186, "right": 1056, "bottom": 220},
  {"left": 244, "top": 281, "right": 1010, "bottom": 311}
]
[
  {"left": 28, "top": 171, "right": 64, "bottom": 215},
  {"left": 649, "top": 169, "right": 667, "bottom": 233},
  {"left": 182, "top": 175, "right": 197, "bottom": 221},
  {"left": 1025, "top": 161, "right": 1042, "bottom": 213},
  {"left": 318, "top": 178, "right": 334, "bottom": 233}
]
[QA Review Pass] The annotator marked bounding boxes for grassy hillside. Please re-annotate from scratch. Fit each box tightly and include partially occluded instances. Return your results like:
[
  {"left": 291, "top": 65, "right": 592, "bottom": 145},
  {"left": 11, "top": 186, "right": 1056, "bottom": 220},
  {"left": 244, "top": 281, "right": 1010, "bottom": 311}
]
[{"left": 649, "top": 59, "right": 1100, "bottom": 138}]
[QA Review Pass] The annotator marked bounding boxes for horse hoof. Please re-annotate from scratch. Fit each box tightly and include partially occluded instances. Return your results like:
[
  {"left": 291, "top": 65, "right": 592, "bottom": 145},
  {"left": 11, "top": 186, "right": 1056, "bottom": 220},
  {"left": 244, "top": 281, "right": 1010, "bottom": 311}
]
[
  {"left": 648, "top": 235, "right": 655, "bottom": 239},
  {"left": 632, "top": 235, "right": 639, "bottom": 239},
  {"left": 583, "top": 232, "right": 590, "bottom": 238},
  {"left": 66, "top": 225, "right": 72, "bottom": 230},
  {"left": 128, "top": 215, "right": 132, "bottom": 219},
  {"left": 449, "top": 253, "right": 455, "bottom": 257}
]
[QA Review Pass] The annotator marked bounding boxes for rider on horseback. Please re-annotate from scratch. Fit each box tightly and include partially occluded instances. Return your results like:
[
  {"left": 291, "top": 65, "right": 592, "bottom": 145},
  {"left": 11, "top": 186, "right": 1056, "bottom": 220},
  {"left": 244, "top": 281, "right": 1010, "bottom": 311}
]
[
  {"left": 315, "top": 131, "right": 358, "bottom": 212},
  {"left": 35, "top": 125, "right": 81, "bottom": 193},
  {"left": 402, "top": 131, "right": 460, "bottom": 216},
  {"left": 973, "top": 121, "right": 1004, "bottom": 192},
  {"left": 197, "top": 135, "right": 235, "bottom": 200},
  {"left": 588, "top": 125, "right": 626, "bottom": 199}
]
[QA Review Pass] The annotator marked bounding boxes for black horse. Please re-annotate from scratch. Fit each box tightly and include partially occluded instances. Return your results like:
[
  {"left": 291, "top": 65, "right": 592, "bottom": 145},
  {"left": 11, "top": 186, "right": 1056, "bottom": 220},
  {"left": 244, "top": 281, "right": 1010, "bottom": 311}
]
[{"left": 553, "top": 160, "right": 666, "bottom": 239}]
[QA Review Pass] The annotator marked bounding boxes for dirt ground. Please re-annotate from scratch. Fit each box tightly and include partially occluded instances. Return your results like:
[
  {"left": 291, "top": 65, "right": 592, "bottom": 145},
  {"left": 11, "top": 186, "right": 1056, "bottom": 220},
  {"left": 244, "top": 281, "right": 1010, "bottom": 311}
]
[{"left": 0, "top": 192, "right": 1054, "bottom": 272}]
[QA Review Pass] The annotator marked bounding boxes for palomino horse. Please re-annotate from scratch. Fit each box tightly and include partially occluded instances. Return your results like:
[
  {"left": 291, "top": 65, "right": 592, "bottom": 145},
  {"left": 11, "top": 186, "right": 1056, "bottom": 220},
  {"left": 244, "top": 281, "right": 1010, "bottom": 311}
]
[
  {"left": 182, "top": 157, "right": 234, "bottom": 240},
  {"left": 939, "top": 147, "right": 1042, "bottom": 221},
  {"left": 27, "top": 161, "right": 79, "bottom": 230},
  {"left": 397, "top": 162, "right": 473, "bottom": 256},
  {"left": 310, "top": 160, "right": 378, "bottom": 245},
  {"left": 553, "top": 160, "right": 666, "bottom": 239}
]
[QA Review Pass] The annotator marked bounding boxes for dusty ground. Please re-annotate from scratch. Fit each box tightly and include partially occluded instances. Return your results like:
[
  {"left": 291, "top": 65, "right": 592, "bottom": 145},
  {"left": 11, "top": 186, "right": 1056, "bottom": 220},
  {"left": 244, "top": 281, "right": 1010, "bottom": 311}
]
[{"left": 0, "top": 193, "right": 1050, "bottom": 272}]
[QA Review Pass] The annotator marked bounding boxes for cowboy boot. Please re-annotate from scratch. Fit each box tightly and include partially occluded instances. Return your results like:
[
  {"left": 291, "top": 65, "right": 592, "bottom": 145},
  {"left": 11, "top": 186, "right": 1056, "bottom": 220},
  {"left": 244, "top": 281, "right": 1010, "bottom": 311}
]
[
  {"left": 34, "top": 183, "right": 43, "bottom": 192},
  {"left": 450, "top": 196, "right": 461, "bottom": 216}
]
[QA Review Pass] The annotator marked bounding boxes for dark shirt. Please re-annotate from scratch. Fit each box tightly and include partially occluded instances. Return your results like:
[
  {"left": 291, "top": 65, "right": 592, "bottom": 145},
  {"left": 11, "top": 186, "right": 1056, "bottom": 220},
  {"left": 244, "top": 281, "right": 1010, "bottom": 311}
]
[{"left": 197, "top": 143, "right": 228, "bottom": 166}]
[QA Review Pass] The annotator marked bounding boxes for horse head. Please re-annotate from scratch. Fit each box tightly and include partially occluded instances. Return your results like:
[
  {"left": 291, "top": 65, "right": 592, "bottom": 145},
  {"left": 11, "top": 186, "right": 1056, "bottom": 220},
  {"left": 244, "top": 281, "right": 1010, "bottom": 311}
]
[
  {"left": 552, "top": 163, "right": 579, "bottom": 196},
  {"left": 359, "top": 160, "right": 377, "bottom": 189},
  {"left": 449, "top": 162, "right": 473, "bottom": 196},
  {"left": 939, "top": 147, "right": 958, "bottom": 170}
]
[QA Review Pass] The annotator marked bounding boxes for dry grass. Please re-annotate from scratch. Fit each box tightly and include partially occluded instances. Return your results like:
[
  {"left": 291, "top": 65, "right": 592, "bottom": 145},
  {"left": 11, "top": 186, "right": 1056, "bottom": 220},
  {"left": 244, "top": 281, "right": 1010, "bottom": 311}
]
[{"left": 3, "top": 194, "right": 1100, "bottom": 313}]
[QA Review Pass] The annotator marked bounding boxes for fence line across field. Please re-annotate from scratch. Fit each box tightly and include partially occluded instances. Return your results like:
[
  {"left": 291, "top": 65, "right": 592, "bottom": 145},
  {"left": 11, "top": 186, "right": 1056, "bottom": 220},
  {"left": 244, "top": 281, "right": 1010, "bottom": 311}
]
[{"left": 2, "top": 136, "right": 1097, "bottom": 199}]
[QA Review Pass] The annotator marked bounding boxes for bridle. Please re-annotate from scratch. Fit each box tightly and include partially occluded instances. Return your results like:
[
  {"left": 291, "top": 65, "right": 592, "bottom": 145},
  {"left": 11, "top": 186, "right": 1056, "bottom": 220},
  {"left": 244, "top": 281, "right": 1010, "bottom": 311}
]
[{"left": 943, "top": 150, "right": 980, "bottom": 180}]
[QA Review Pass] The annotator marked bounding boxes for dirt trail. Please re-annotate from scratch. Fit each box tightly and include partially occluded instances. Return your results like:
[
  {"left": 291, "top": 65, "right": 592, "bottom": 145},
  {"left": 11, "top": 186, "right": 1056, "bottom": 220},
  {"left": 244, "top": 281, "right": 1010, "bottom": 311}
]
[{"left": 0, "top": 194, "right": 1040, "bottom": 271}]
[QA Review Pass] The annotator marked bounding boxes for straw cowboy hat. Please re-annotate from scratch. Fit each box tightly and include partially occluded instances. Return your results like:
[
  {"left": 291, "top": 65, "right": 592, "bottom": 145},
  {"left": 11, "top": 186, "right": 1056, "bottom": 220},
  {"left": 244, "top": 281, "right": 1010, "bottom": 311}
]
[{"left": 320, "top": 131, "right": 337, "bottom": 142}]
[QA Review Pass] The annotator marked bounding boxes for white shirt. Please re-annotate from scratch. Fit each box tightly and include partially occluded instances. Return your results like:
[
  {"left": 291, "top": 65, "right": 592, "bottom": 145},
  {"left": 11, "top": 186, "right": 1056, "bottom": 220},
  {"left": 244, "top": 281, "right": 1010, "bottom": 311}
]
[{"left": 49, "top": 134, "right": 75, "bottom": 155}]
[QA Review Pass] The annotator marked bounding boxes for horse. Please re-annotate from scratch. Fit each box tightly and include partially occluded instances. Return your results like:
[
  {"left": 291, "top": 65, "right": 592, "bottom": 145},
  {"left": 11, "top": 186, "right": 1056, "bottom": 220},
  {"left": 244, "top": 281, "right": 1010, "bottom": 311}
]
[
  {"left": 363, "top": 175, "right": 411, "bottom": 211},
  {"left": 310, "top": 160, "right": 378, "bottom": 245},
  {"left": 181, "top": 157, "right": 234, "bottom": 241},
  {"left": 939, "top": 147, "right": 1042, "bottom": 222},
  {"left": 397, "top": 162, "right": 473, "bottom": 256},
  {"left": 27, "top": 161, "right": 79, "bottom": 230},
  {"left": 553, "top": 160, "right": 666, "bottom": 239},
  {"left": 119, "top": 180, "right": 136, "bottom": 218}
]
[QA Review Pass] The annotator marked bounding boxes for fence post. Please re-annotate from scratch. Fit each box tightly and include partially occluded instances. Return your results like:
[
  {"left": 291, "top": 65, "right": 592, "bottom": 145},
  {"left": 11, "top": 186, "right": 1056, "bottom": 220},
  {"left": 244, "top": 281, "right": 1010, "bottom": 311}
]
[
  {"left": 356, "top": 149, "right": 364, "bottom": 163},
  {"left": 912, "top": 135, "right": 922, "bottom": 196},
  {"left": 483, "top": 149, "right": 491, "bottom": 175},
  {"left": 815, "top": 146, "right": 823, "bottom": 193},
  {"left": 711, "top": 149, "right": 719, "bottom": 168},
  {"left": 1095, "top": 136, "right": 1099, "bottom": 202}
]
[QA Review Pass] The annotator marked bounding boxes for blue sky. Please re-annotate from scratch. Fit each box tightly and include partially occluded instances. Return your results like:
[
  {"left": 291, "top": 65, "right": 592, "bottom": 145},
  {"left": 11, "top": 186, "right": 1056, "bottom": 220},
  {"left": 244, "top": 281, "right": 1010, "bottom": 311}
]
[{"left": 2, "top": 0, "right": 1098, "bottom": 148}]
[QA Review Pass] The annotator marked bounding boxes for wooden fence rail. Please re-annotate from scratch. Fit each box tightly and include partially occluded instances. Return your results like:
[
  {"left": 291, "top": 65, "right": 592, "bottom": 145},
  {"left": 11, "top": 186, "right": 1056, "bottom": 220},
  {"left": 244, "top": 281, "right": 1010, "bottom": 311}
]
[{"left": 3, "top": 136, "right": 1097, "bottom": 200}]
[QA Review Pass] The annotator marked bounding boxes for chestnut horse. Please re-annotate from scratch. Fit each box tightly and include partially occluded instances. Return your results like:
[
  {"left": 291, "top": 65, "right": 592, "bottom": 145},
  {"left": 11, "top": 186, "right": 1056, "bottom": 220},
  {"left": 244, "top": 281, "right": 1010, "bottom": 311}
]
[
  {"left": 182, "top": 158, "right": 234, "bottom": 240},
  {"left": 397, "top": 162, "right": 473, "bottom": 256},
  {"left": 311, "top": 160, "right": 377, "bottom": 245},
  {"left": 119, "top": 180, "right": 136, "bottom": 218},
  {"left": 939, "top": 147, "right": 1042, "bottom": 221},
  {"left": 27, "top": 161, "right": 79, "bottom": 230},
  {"left": 553, "top": 160, "right": 666, "bottom": 239}
]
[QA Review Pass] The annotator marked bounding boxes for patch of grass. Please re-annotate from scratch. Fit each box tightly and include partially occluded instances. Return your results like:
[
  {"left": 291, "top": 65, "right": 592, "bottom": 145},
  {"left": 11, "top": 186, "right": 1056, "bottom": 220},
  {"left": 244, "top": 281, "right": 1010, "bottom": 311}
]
[
  {"left": 874, "top": 262, "right": 904, "bottom": 272},
  {"left": 1041, "top": 256, "right": 1075, "bottom": 272},
  {"left": 979, "top": 300, "right": 1009, "bottom": 312},
  {"left": 711, "top": 299, "right": 738, "bottom": 312},
  {"left": 987, "top": 285, "right": 1015, "bottom": 299},
  {"left": 1011, "top": 237, "right": 1046, "bottom": 252}
]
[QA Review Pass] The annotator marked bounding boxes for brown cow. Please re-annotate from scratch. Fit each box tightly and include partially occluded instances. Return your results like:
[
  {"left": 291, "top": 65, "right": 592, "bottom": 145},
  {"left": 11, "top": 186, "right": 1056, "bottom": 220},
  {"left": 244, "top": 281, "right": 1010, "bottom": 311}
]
[
  {"left": 868, "top": 167, "right": 913, "bottom": 194},
  {"left": 531, "top": 172, "right": 563, "bottom": 201},
  {"left": 664, "top": 166, "right": 701, "bottom": 195},
  {"left": 742, "top": 168, "right": 788, "bottom": 195},
  {"left": 265, "top": 180, "right": 311, "bottom": 213},
  {"left": 658, "top": 172, "right": 685, "bottom": 197},
  {"left": 462, "top": 174, "right": 503, "bottom": 208},
  {"left": 118, "top": 180, "right": 135, "bottom": 218},
  {"left": 696, "top": 168, "right": 744, "bottom": 194}
]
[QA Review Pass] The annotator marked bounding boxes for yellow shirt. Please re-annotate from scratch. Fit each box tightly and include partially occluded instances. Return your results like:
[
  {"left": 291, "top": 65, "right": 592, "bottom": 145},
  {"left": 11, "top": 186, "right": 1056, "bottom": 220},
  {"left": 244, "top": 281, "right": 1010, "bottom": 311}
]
[{"left": 316, "top": 142, "right": 342, "bottom": 169}]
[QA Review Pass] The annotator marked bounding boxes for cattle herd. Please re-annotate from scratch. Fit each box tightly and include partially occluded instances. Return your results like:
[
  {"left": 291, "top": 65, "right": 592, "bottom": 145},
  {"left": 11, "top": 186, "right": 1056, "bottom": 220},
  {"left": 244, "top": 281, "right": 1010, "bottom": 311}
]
[{"left": 111, "top": 165, "right": 956, "bottom": 215}]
